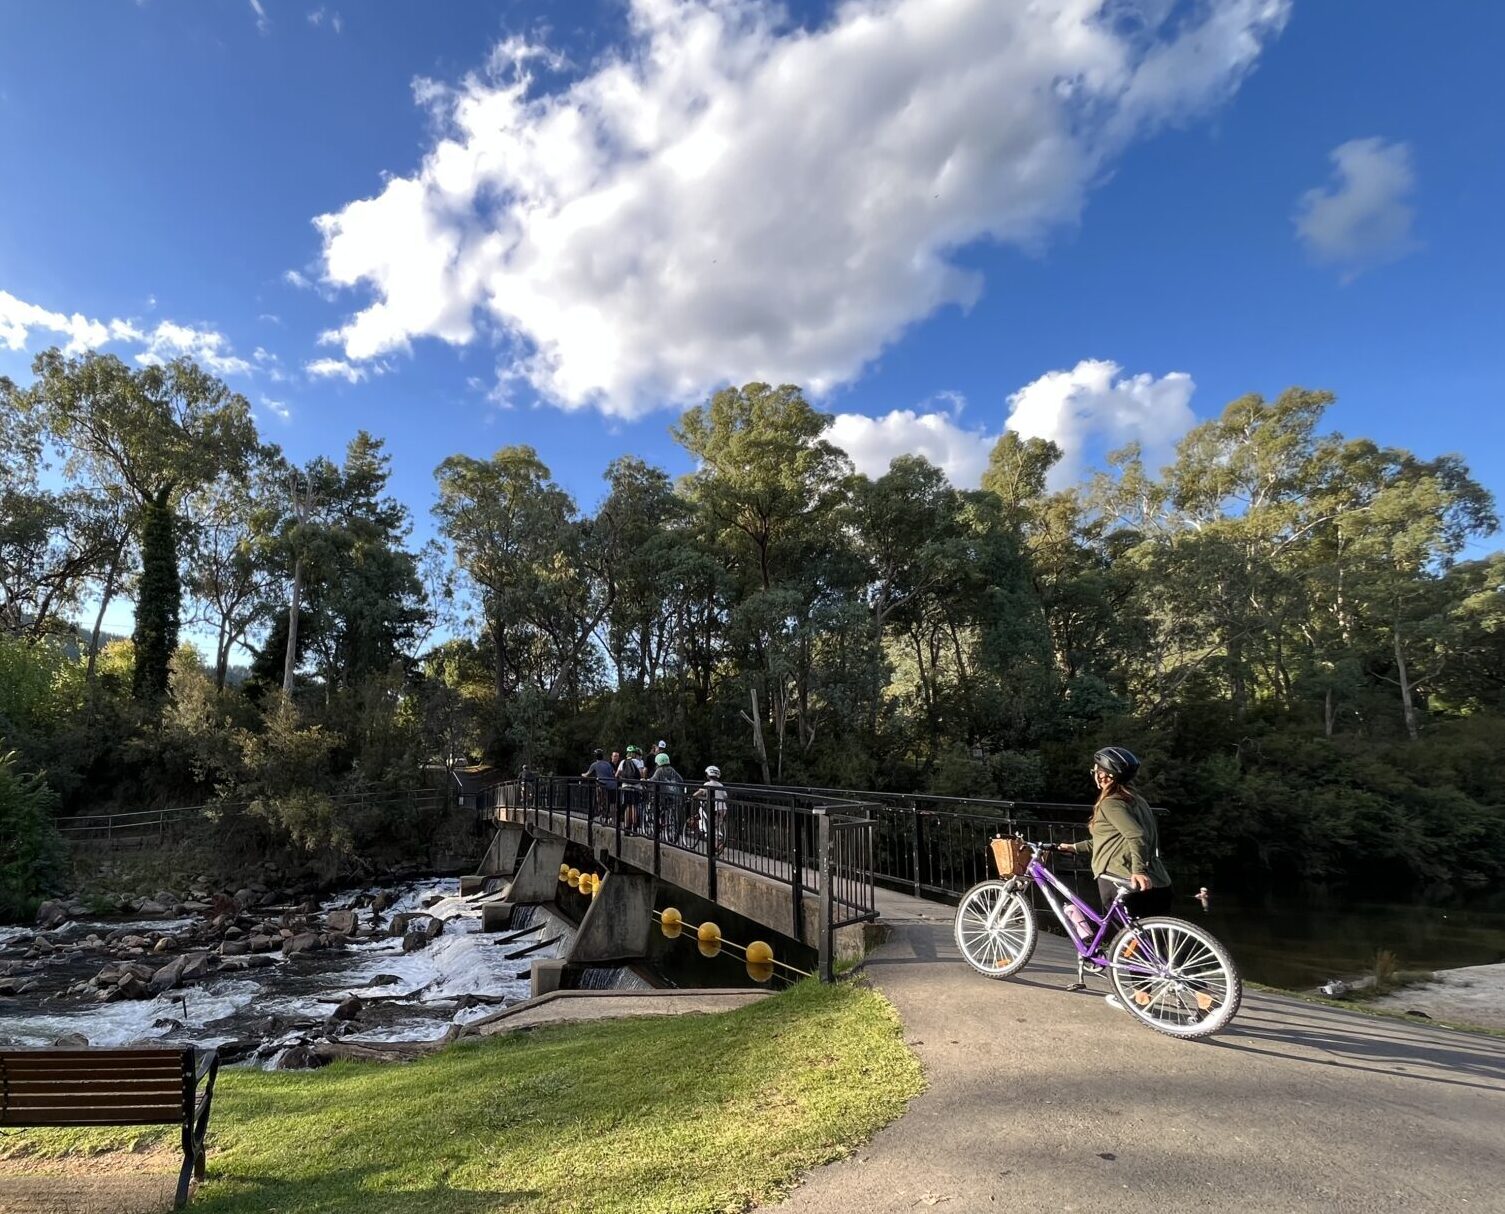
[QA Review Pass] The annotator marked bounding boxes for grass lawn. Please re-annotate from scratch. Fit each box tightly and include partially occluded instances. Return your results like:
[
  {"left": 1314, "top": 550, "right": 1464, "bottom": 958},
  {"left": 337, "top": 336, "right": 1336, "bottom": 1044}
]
[{"left": 0, "top": 979, "right": 924, "bottom": 1214}]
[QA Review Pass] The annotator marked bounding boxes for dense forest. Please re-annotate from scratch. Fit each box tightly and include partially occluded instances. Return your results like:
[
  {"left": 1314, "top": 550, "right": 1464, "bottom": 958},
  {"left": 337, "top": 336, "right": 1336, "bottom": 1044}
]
[{"left": 3, "top": 349, "right": 1504, "bottom": 916}]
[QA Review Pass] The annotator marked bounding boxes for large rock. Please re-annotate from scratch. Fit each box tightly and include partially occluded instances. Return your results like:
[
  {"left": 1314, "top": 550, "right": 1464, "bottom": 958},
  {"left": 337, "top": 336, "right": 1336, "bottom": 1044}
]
[
  {"left": 282, "top": 932, "right": 321, "bottom": 956},
  {"left": 220, "top": 940, "right": 249, "bottom": 958},
  {"left": 117, "top": 974, "right": 150, "bottom": 1000},
  {"left": 34, "top": 900, "right": 69, "bottom": 930},
  {"left": 423, "top": 916, "right": 445, "bottom": 942},
  {"left": 388, "top": 913, "right": 414, "bottom": 938},
  {"left": 180, "top": 952, "right": 211, "bottom": 983},
  {"left": 371, "top": 891, "right": 392, "bottom": 914},
  {"left": 331, "top": 995, "right": 363, "bottom": 1022},
  {"left": 52, "top": 1032, "right": 88, "bottom": 1048},
  {"left": 138, "top": 900, "right": 169, "bottom": 917},
  {"left": 401, "top": 930, "right": 428, "bottom": 953},
  {"left": 325, "top": 910, "right": 357, "bottom": 936},
  {"left": 248, "top": 934, "right": 276, "bottom": 953},
  {"left": 153, "top": 937, "right": 172, "bottom": 954},
  {"left": 148, "top": 955, "right": 189, "bottom": 995}
]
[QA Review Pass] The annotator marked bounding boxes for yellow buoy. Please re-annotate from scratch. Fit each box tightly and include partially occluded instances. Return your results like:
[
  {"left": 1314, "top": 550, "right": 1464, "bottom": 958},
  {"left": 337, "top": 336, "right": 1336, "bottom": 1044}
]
[
  {"left": 745, "top": 940, "right": 774, "bottom": 966},
  {"left": 746, "top": 960, "right": 774, "bottom": 983},
  {"left": 590, "top": 875, "right": 602, "bottom": 897},
  {"left": 558, "top": 864, "right": 570, "bottom": 881},
  {"left": 697, "top": 921, "right": 722, "bottom": 958},
  {"left": 660, "top": 907, "right": 683, "bottom": 939},
  {"left": 567, "top": 867, "right": 581, "bottom": 888}
]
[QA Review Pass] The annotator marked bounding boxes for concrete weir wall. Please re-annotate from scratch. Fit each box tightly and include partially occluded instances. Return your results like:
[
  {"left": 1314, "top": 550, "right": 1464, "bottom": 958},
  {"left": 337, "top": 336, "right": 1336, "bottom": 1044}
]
[
  {"left": 505, "top": 834, "right": 568, "bottom": 904},
  {"left": 460, "top": 822, "right": 527, "bottom": 895},
  {"left": 568, "top": 872, "right": 654, "bottom": 965}
]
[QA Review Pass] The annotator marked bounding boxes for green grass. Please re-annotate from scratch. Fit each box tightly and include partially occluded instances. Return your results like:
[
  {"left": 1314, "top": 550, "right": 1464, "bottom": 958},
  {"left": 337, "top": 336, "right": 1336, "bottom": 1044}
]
[{"left": 0, "top": 979, "right": 924, "bottom": 1213}]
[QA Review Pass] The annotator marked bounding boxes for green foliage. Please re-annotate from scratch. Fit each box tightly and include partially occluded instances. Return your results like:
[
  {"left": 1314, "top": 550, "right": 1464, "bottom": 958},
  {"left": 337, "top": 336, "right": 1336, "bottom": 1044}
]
[
  {"left": 132, "top": 494, "right": 181, "bottom": 701},
  {"left": 0, "top": 750, "right": 65, "bottom": 921}
]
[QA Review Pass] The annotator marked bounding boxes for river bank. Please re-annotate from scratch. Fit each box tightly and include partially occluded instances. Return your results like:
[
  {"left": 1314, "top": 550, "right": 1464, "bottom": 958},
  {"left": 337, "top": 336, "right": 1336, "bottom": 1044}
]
[{"left": 1370, "top": 961, "right": 1505, "bottom": 1030}]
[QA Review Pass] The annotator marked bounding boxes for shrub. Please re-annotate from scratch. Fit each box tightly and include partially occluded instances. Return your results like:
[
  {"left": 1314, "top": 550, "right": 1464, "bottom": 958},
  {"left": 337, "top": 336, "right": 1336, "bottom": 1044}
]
[{"left": 0, "top": 750, "right": 66, "bottom": 922}]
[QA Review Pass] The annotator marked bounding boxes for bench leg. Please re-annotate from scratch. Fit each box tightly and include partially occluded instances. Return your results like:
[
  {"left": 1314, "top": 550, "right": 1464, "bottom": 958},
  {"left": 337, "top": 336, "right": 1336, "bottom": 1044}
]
[{"left": 175, "top": 1144, "right": 194, "bottom": 1209}]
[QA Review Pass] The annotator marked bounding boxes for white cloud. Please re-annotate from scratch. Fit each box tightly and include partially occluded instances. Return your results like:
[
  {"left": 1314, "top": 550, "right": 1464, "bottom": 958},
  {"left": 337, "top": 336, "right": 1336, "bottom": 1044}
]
[
  {"left": 311, "top": 0, "right": 1289, "bottom": 416},
  {"left": 249, "top": 0, "right": 270, "bottom": 34},
  {"left": 261, "top": 397, "right": 292, "bottom": 422},
  {"left": 306, "top": 356, "right": 372, "bottom": 383},
  {"left": 283, "top": 269, "right": 313, "bottom": 289},
  {"left": 0, "top": 288, "right": 261, "bottom": 379},
  {"left": 1294, "top": 137, "right": 1417, "bottom": 276},
  {"left": 308, "top": 7, "right": 342, "bottom": 32},
  {"left": 828, "top": 361, "right": 1195, "bottom": 488},
  {"left": 1004, "top": 359, "right": 1195, "bottom": 487}
]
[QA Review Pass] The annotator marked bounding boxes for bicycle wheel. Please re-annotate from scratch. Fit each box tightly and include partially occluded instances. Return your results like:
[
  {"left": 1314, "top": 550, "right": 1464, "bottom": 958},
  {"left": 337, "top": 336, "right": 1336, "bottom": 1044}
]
[
  {"left": 1107, "top": 916, "right": 1242, "bottom": 1039},
  {"left": 954, "top": 880, "right": 1037, "bottom": 979}
]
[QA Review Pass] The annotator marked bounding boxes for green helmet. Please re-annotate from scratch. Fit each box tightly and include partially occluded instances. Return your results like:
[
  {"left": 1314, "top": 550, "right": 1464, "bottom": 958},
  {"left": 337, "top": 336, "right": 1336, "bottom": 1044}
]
[
  {"left": 626, "top": 745, "right": 640, "bottom": 755},
  {"left": 654, "top": 752, "right": 671, "bottom": 767}
]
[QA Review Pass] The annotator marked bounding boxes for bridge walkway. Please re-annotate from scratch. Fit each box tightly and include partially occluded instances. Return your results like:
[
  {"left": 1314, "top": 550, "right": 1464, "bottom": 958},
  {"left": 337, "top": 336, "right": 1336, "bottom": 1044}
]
[{"left": 773, "top": 904, "right": 1505, "bottom": 1213}]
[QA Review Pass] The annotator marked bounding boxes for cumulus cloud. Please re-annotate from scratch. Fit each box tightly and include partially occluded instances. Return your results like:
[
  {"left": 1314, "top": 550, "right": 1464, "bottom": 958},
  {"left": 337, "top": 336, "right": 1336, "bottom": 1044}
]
[
  {"left": 828, "top": 361, "right": 1195, "bottom": 489},
  {"left": 0, "top": 288, "right": 264, "bottom": 379},
  {"left": 312, "top": 0, "right": 1289, "bottom": 415},
  {"left": 261, "top": 397, "right": 292, "bottom": 422},
  {"left": 306, "top": 356, "right": 374, "bottom": 383},
  {"left": 1294, "top": 137, "right": 1417, "bottom": 276}
]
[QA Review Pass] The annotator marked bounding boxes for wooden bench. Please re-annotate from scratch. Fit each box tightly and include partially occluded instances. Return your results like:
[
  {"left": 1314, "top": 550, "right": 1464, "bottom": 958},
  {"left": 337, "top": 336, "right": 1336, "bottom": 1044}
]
[{"left": 0, "top": 1046, "right": 220, "bottom": 1208}]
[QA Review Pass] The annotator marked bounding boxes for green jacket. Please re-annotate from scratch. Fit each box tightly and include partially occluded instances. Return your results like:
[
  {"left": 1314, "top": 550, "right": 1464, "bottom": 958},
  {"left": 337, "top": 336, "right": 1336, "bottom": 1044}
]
[{"left": 1073, "top": 793, "right": 1172, "bottom": 887}]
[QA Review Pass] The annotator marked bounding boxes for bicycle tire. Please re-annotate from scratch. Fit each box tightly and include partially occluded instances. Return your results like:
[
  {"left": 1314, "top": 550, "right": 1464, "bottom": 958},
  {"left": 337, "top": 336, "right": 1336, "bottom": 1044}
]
[
  {"left": 1107, "top": 916, "right": 1242, "bottom": 1040},
  {"left": 954, "top": 880, "right": 1037, "bottom": 979}
]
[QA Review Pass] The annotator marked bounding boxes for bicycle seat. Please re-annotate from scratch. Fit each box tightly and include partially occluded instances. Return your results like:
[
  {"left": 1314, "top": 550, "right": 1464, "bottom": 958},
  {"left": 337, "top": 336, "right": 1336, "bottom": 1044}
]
[{"left": 1101, "top": 875, "right": 1133, "bottom": 891}]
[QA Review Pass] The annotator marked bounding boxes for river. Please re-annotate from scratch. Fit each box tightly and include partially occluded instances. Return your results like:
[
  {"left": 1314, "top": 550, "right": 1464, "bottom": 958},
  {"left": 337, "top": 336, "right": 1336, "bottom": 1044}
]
[{"left": 1179, "top": 891, "right": 1505, "bottom": 989}]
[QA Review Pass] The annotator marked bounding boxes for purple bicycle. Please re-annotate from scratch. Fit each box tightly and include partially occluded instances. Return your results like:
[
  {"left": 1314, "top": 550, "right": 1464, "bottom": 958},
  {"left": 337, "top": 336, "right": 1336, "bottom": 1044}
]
[{"left": 953, "top": 836, "right": 1242, "bottom": 1039}]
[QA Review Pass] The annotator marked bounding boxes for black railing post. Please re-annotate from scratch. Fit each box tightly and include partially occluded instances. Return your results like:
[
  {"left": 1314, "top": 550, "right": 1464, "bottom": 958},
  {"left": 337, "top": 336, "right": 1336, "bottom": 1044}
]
[
  {"left": 652, "top": 782, "right": 662, "bottom": 877},
  {"left": 614, "top": 794, "right": 622, "bottom": 860},
  {"left": 907, "top": 800, "right": 921, "bottom": 896},
  {"left": 705, "top": 794, "right": 717, "bottom": 903},
  {"left": 790, "top": 798, "right": 805, "bottom": 942},
  {"left": 816, "top": 809, "right": 833, "bottom": 982}
]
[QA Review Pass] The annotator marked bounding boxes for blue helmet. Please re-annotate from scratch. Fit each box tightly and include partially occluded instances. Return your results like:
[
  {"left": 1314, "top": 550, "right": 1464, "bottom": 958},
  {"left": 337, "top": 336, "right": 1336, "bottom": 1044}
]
[{"left": 1093, "top": 746, "right": 1140, "bottom": 782}]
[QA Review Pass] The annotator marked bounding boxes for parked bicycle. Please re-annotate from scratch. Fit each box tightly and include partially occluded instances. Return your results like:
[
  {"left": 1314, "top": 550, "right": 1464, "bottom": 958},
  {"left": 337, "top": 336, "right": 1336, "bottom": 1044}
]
[{"left": 953, "top": 835, "right": 1242, "bottom": 1039}]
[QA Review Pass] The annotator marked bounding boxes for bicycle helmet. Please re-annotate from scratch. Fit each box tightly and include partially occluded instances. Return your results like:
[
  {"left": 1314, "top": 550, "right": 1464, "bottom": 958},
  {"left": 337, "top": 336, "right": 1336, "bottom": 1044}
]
[
  {"left": 626, "top": 745, "right": 640, "bottom": 755},
  {"left": 705, "top": 765, "right": 721, "bottom": 778},
  {"left": 655, "top": 752, "right": 671, "bottom": 767},
  {"left": 1092, "top": 746, "right": 1140, "bottom": 782}
]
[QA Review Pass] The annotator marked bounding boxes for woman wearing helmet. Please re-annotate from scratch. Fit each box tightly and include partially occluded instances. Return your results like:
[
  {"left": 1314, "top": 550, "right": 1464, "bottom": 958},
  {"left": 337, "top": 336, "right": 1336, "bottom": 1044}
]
[{"left": 1058, "top": 746, "right": 1173, "bottom": 918}]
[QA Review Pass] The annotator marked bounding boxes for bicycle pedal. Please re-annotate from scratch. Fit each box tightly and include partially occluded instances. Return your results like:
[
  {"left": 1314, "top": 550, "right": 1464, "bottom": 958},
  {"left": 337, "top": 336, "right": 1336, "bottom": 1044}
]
[{"left": 1065, "top": 982, "right": 1088, "bottom": 992}]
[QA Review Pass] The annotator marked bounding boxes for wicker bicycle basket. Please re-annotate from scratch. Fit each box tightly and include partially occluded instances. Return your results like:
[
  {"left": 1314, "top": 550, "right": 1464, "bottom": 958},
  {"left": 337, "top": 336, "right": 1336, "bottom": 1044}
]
[{"left": 990, "top": 836, "right": 1033, "bottom": 878}]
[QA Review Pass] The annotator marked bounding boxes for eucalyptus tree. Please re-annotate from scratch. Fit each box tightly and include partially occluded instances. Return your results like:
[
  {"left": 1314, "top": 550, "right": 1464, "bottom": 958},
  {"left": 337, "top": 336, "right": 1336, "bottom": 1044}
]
[{"left": 7, "top": 350, "right": 257, "bottom": 703}]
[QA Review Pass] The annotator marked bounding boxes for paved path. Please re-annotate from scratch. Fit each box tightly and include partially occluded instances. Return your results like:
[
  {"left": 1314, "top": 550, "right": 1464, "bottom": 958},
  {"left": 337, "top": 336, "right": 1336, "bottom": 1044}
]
[{"left": 776, "top": 896, "right": 1505, "bottom": 1213}]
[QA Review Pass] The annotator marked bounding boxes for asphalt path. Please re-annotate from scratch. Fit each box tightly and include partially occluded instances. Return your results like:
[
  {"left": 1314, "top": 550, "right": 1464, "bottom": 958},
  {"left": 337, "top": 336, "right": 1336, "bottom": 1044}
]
[{"left": 774, "top": 896, "right": 1505, "bottom": 1213}]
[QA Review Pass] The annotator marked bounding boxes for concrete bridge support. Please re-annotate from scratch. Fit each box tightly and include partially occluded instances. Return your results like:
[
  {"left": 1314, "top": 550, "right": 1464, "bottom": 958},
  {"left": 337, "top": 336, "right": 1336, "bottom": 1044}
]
[
  {"left": 504, "top": 833, "right": 567, "bottom": 904},
  {"left": 568, "top": 872, "right": 655, "bottom": 965},
  {"left": 460, "top": 822, "right": 527, "bottom": 894}
]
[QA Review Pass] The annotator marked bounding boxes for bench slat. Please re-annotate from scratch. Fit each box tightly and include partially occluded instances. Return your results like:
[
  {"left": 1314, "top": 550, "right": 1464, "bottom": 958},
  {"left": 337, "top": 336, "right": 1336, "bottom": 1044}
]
[
  {"left": 2, "top": 1068, "right": 185, "bottom": 1080},
  {"left": 3, "top": 1077, "right": 184, "bottom": 1089},
  {"left": 1, "top": 1111, "right": 186, "bottom": 1127},
  {"left": 4, "top": 1091, "right": 185, "bottom": 1109},
  {"left": 0, "top": 1050, "right": 187, "bottom": 1063}
]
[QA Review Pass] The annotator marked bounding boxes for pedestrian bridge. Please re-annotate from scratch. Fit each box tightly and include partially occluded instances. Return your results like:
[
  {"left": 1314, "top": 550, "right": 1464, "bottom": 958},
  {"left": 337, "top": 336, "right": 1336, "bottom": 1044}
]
[{"left": 463, "top": 775, "right": 1096, "bottom": 981}]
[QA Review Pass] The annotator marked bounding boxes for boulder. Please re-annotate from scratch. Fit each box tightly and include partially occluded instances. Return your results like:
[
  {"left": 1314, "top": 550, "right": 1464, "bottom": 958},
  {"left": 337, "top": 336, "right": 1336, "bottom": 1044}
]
[
  {"left": 325, "top": 933, "right": 351, "bottom": 950},
  {"left": 331, "top": 995, "right": 363, "bottom": 1022},
  {"left": 248, "top": 934, "right": 275, "bottom": 953},
  {"left": 325, "top": 910, "right": 357, "bottom": 935},
  {"left": 35, "top": 900, "right": 69, "bottom": 930},
  {"left": 153, "top": 937, "right": 172, "bottom": 954},
  {"left": 401, "top": 930, "right": 428, "bottom": 953},
  {"left": 148, "top": 955, "right": 189, "bottom": 995},
  {"left": 367, "top": 973, "right": 402, "bottom": 987},
  {"left": 282, "top": 932, "right": 321, "bottom": 956},
  {"left": 388, "top": 913, "right": 414, "bottom": 937},
  {"left": 52, "top": 1032, "right": 88, "bottom": 1048},
  {"left": 182, "top": 901, "right": 212, "bottom": 915},
  {"left": 179, "top": 952, "right": 211, "bottom": 983},
  {"left": 153, "top": 891, "right": 178, "bottom": 910},
  {"left": 220, "top": 940, "right": 249, "bottom": 958},
  {"left": 423, "top": 916, "right": 445, "bottom": 942},
  {"left": 139, "top": 900, "right": 169, "bottom": 917},
  {"left": 117, "top": 974, "right": 150, "bottom": 1000},
  {"left": 371, "top": 891, "right": 392, "bottom": 914},
  {"left": 233, "top": 888, "right": 258, "bottom": 908},
  {"left": 219, "top": 954, "right": 276, "bottom": 971}
]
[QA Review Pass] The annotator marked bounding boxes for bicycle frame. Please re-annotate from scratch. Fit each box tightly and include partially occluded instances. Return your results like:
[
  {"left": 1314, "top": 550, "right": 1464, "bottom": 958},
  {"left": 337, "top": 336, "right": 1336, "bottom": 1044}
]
[{"left": 1021, "top": 854, "right": 1129, "bottom": 966}]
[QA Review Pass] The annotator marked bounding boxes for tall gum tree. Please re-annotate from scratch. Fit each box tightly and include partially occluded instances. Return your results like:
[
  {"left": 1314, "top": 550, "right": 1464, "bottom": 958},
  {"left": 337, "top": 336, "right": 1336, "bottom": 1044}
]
[{"left": 11, "top": 350, "right": 257, "bottom": 704}]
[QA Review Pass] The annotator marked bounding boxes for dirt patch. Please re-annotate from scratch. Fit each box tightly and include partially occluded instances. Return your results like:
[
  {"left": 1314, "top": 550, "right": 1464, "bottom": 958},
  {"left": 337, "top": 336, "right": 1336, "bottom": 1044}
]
[{"left": 0, "top": 1148, "right": 180, "bottom": 1214}]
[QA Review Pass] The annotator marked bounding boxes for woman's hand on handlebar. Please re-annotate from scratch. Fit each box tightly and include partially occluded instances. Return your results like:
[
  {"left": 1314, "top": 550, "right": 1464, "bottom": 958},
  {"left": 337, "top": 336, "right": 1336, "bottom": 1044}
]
[
  {"left": 1054, "top": 842, "right": 1074, "bottom": 853},
  {"left": 1129, "top": 872, "right": 1153, "bottom": 892}
]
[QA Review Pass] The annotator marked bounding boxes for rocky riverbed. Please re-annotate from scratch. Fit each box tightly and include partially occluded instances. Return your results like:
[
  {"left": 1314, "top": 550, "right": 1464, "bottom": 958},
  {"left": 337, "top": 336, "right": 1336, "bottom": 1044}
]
[{"left": 0, "top": 878, "right": 569, "bottom": 1067}]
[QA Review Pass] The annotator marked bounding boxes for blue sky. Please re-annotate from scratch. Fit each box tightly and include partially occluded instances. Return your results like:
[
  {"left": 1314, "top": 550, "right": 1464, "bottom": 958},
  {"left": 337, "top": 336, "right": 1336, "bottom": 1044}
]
[{"left": 3, "top": 0, "right": 1503, "bottom": 646}]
